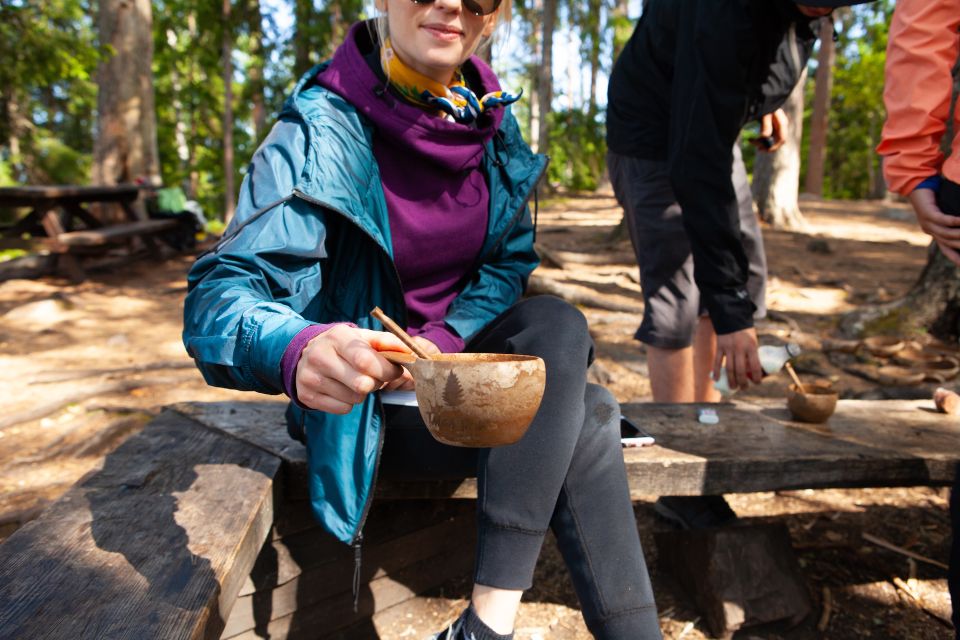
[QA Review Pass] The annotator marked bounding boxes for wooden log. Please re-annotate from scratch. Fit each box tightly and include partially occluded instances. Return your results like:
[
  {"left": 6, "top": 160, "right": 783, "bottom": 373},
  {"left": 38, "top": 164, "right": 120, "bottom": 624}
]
[
  {"left": 526, "top": 274, "right": 643, "bottom": 313},
  {"left": 655, "top": 523, "right": 812, "bottom": 638},
  {"left": 0, "top": 377, "right": 172, "bottom": 432},
  {"left": 0, "top": 410, "right": 280, "bottom": 640}
]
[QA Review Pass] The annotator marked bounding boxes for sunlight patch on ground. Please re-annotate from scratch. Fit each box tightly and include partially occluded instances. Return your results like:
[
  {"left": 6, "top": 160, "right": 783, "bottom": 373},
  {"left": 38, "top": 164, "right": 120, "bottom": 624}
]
[
  {"left": 799, "top": 201, "right": 931, "bottom": 247},
  {"left": 766, "top": 278, "right": 854, "bottom": 315}
]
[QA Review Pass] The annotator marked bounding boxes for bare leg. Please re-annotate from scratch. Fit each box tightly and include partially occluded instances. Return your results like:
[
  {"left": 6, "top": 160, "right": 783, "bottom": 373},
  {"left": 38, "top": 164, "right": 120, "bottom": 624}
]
[
  {"left": 646, "top": 344, "right": 694, "bottom": 402},
  {"left": 471, "top": 584, "right": 522, "bottom": 634},
  {"left": 693, "top": 316, "right": 721, "bottom": 403}
]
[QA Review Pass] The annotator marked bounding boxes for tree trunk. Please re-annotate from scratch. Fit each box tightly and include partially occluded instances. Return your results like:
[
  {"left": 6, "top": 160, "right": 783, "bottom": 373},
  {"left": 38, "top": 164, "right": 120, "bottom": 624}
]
[
  {"left": 524, "top": 0, "right": 543, "bottom": 151},
  {"left": 906, "top": 248, "right": 960, "bottom": 340},
  {"left": 536, "top": 0, "right": 557, "bottom": 159},
  {"left": 246, "top": 0, "right": 267, "bottom": 144},
  {"left": 222, "top": 0, "right": 236, "bottom": 224},
  {"left": 752, "top": 68, "right": 807, "bottom": 230},
  {"left": 586, "top": 0, "right": 602, "bottom": 115},
  {"left": 294, "top": 0, "right": 314, "bottom": 80},
  {"left": 842, "top": 246, "right": 960, "bottom": 342},
  {"left": 94, "top": 0, "right": 160, "bottom": 219},
  {"left": 804, "top": 17, "right": 835, "bottom": 197}
]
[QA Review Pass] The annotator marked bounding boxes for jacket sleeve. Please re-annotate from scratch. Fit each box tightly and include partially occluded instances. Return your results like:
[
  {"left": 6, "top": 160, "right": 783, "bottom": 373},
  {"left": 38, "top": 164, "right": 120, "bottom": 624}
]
[
  {"left": 878, "top": 0, "right": 960, "bottom": 195},
  {"left": 667, "top": 0, "right": 756, "bottom": 335},
  {"left": 182, "top": 117, "right": 326, "bottom": 394}
]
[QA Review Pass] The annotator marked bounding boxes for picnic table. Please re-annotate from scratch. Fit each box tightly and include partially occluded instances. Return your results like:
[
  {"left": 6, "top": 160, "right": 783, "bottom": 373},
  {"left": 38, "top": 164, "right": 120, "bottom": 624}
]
[
  {"left": 0, "top": 184, "right": 141, "bottom": 235},
  {"left": 0, "top": 398, "right": 955, "bottom": 639},
  {"left": 0, "top": 184, "right": 180, "bottom": 280}
]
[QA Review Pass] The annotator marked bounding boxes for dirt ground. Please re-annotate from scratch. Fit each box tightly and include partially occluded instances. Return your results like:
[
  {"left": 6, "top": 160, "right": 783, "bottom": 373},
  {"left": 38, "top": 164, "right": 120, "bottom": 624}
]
[{"left": 0, "top": 191, "right": 955, "bottom": 639}]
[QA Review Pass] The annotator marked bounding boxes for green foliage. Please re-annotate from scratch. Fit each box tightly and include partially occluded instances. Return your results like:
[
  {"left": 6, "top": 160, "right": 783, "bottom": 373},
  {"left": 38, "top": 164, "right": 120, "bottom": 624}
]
[
  {"left": 546, "top": 108, "right": 606, "bottom": 192},
  {"left": 0, "top": 248, "right": 27, "bottom": 262},
  {"left": 0, "top": 0, "right": 98, "bottom": 183}
]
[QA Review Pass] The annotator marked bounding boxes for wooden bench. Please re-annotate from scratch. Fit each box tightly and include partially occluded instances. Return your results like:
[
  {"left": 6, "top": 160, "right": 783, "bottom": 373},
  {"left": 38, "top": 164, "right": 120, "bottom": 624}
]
[
  {"left": 0, "top": 398, "right": 955, "bottom": 639},
  {"left": 46, "top": 217, "right": 182, "bottom": 281}
]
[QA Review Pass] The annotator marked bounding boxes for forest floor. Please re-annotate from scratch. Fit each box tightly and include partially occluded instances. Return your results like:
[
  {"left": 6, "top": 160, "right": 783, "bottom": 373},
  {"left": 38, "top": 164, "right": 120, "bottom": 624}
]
[{"left": 0, "top": 190, "right": 955, "bottom": 639}]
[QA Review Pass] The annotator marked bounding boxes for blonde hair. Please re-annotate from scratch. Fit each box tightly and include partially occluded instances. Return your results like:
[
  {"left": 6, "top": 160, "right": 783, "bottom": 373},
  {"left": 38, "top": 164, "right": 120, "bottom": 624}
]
[{"left": 371, "top": 0, "right": 512, "bottom": 58}]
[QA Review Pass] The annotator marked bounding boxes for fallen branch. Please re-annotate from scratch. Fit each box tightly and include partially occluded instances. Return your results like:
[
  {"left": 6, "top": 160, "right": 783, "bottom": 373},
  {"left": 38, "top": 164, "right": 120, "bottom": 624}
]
[
  {"left": 862, "top": 532, "right": 949, "bottom": 571},
  {"left": 766, "top": 309, "right": 801, "bottom": 333},
  {"left": 30, "top": 361, "right": 194, "bottom": 384},
  {"left": 817, "top": 586, "right": 832, "bottom": 632},
  {"left": 891, "top": 575, "right": 954, "bottom": 628},
  {"left": 527, "top": 274, "right": 642, "bottom": 313},
  {"left": 0, "top": 377, "right": 171, "bottom": 432}
]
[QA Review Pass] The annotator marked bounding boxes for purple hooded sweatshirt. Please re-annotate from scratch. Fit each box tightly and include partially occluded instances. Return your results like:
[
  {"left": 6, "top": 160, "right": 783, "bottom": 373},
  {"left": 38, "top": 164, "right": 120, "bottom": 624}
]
[{"left": 281, "top": 23, "right": 508, "bottom": 401}]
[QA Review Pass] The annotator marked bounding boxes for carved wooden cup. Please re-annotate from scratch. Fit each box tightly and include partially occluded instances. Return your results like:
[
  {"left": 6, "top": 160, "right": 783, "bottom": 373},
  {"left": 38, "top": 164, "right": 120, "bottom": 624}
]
[{"left": 384, "top": 352, "right": 546, "bottom": 447}]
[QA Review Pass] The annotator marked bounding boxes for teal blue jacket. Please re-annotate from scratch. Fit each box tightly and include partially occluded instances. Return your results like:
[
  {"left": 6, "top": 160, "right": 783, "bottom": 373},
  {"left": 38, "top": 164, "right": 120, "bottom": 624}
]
[{"left": 182, "top": 66, "right": 547, "bottom": 543}]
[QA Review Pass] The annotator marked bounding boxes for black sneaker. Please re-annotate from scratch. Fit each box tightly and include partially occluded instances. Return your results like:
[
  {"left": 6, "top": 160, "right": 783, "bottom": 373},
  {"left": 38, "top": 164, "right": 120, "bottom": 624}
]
[
  {"left": 428, "top": 606, "right": 513, "bottom": 640},
  {"left": 653, "top": 495, "right": 737, "bottom": 529}
]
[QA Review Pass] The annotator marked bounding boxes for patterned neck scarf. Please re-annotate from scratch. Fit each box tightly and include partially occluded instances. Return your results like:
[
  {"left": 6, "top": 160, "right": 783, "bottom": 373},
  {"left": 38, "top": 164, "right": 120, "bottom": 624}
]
[{"left": 380, "top": 38, "right": 521, "bottom": 125}]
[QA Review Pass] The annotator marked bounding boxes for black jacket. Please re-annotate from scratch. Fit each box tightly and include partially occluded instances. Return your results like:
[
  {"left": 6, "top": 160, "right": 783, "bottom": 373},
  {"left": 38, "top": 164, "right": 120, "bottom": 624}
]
[{"left": 607, "top": 0, "right": 818, "bottom": 334}]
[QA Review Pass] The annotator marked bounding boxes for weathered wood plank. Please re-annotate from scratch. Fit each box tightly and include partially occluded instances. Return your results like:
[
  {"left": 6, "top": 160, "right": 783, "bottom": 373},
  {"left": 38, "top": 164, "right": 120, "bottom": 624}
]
[
  {"left": 223, "top": 502, "right": 475, "bottom": 636},
  {"left": 222, "top": 545, "right": 475, "bottom": 640},
  {"left": 0, "top": 410, "right": 280, "bottom": 640},
  {"left": 623, "top": 399, "right": 959, "bottom": 496},
  {"left": 173, "top": 401, "right": 309, "bottom": 500},
  {"left": 179, "top": 399, "right": 960, "bottom": 501}
]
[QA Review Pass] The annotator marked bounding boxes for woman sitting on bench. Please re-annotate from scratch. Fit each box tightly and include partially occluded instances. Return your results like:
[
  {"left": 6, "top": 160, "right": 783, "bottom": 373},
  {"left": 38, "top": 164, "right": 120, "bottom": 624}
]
[{"left": 182, "top": 1, "right": 660, "bottom": 637}]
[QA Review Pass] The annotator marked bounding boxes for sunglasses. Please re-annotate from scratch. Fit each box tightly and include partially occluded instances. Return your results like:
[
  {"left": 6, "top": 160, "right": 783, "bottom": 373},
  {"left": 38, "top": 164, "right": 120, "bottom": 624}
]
[{"left": 410, "top": 0, "right": 502, "bottom": 17}]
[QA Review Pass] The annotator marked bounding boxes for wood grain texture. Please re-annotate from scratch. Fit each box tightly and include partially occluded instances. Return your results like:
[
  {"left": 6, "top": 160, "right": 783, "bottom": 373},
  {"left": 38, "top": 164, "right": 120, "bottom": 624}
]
[
  {"left": 0, "top": 410, "right": 280, "bottom": 640},
  {"left": 180, "top": 399, "right": 960, "bottom": 500},
  {"left": 622, "top": 399, "right": 959, "bottom": 496}
]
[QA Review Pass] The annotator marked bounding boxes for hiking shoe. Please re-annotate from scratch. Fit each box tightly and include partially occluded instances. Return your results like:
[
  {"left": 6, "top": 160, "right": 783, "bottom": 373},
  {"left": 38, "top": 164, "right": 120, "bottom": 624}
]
[
  {"left": 427, "top": 606, "right": 512, "bottom": 640},
  {"left": 653, "top": 495, "right": 737, "bottom": 529}
]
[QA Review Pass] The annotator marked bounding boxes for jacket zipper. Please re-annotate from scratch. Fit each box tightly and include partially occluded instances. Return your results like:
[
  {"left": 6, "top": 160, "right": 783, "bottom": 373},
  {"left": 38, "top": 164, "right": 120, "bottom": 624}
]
[
  {"left": 291, "top": 188, "right": 401, "bottom": 611},
  {"left": 294, "top": 148, "right": 546, "bottom": 604},
  {"left": 463, "top": 154, "right": 550, "bottom": 281}
]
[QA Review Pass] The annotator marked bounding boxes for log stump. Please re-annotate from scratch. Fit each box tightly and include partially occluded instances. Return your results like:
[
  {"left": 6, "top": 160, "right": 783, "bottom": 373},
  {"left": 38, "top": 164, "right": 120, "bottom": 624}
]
[{"left": 655, "top": 523, "right": 812, "bottom": 638}]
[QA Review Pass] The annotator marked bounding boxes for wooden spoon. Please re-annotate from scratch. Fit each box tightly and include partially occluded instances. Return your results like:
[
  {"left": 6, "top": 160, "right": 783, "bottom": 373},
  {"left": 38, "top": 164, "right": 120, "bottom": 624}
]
[
  {"left": 370, "top": 307, "right": 433, "bottom": 360},
  {"left": 784, "top": 361, "right": 805, "bottom": 392}
]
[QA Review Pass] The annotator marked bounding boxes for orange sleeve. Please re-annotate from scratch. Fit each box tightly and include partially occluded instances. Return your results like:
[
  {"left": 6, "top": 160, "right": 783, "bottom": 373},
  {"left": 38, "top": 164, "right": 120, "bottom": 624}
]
[{"left": 877, "top": 0, "right": 960, "bottom": 195}]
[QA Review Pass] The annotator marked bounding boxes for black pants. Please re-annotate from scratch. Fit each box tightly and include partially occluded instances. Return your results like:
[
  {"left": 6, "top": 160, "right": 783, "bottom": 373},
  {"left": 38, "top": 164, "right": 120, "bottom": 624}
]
[
  {"left": 380, "top": 296, "right": 661, "bottom": 639},
  {"left": 938, "top": 180, "right": 960, "bottom": 638}
]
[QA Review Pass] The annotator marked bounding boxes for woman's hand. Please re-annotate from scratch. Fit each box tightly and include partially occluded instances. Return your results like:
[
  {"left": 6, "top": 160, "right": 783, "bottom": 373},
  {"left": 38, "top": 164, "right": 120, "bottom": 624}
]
[
  {"left": 295, "top": 325, "right": 411, "bottom": 413},
  {"left": 379, "top": 336, "right": 441, "bottom": 391}
]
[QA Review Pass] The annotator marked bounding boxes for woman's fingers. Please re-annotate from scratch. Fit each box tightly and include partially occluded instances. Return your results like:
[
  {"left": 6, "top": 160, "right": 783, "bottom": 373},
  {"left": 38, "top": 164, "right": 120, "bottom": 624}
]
[{"left": 295, "top": 326, "right": 410, "bottom": 411}]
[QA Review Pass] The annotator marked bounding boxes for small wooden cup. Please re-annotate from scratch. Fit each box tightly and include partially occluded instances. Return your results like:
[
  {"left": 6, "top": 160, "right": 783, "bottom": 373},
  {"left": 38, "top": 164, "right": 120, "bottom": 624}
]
[{"left": 787, "top": 380, "right": 838, "bottom": 423}]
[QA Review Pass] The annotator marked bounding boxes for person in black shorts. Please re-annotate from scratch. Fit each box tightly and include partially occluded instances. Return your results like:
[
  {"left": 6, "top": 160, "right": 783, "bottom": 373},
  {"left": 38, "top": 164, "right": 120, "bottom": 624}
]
[{"left": 606, "top": 0, "right": 873, "bottom": 528}]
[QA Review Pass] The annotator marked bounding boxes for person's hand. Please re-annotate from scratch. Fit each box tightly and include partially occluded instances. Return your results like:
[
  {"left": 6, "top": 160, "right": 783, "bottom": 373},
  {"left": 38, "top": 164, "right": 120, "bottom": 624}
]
[
  {"left": 295, "top": 325, "right": 411, "bottom": 413},
  {"left": 713, "top": 327, "right": 762, "bottom": 391},
  {"left": 379, "top": 336, "right": 441, "bottom": 391},
  {"left": 750, "top": 108, "right": 788, "bottom": 153},
  {"left": 908, "top": 187, "right": 960, "bottom": 266}
]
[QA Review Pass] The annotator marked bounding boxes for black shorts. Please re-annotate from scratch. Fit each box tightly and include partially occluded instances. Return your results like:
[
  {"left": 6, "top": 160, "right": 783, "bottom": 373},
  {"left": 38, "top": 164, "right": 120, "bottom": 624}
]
[{"left": 608, "top": 146, "right": 767, "bottom": 349}]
